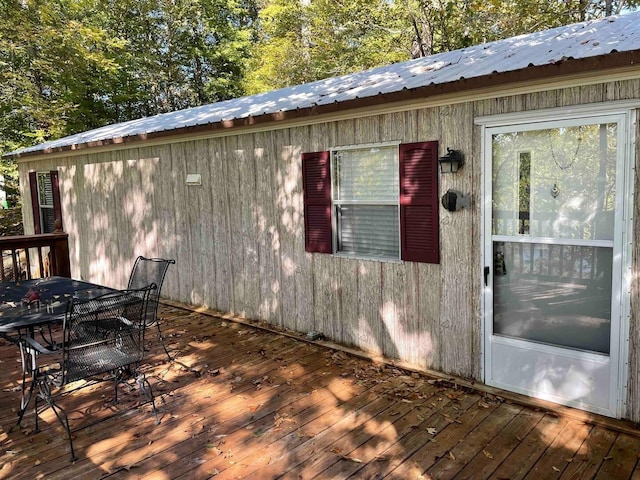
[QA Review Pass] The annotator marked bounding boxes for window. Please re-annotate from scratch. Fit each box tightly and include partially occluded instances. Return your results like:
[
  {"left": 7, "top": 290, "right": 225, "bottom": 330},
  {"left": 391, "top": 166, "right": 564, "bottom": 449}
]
[
  {"left": 302, "top": 141, "right": 439, "bottom": 263},
  {"left": 29, "top": 171, "right": 62, "bottom": 234},
  {"left": 332, "top": 145, "right": 400, "bottom": 258}
]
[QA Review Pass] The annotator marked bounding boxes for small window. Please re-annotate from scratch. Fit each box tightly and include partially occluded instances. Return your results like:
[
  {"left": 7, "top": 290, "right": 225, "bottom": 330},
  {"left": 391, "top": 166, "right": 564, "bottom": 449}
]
[
  {"left": 29, "top": 170, "right": 62, "bottom": 234},
  {"left": 332, "top": 145, "right": 400, "bottom": 259},
  {"left": 37, "top": 173, "right": 56, "bottom": 233}
]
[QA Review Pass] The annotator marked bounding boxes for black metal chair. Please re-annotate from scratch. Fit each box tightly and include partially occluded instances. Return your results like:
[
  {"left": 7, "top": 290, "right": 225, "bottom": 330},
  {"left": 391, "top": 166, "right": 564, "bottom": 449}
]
[
  {"left": 15, "top": 286, "right": 158, "bottom": 461},
  {"left": 127, "top": 256, "right": 175, "bottom": 361}
]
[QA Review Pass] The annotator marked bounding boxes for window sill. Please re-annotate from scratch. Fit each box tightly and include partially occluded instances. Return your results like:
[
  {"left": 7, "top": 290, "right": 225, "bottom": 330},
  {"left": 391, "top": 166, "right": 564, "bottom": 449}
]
[{"left": 331, "top": 252, "right": 403, "bottom": 264}]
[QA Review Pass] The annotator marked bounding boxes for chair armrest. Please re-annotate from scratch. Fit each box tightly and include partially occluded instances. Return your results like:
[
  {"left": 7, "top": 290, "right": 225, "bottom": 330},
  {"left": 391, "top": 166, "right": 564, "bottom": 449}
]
[{"left": 19, "top": 336, "right": 56, "bottom": 355}]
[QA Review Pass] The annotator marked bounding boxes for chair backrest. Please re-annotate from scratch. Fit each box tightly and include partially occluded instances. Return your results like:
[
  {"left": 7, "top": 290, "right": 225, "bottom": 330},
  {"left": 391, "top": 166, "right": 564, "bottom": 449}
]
[
  {"left": 127, "top": 256, "right": 175, "bottom": 327},
  {"left": 61, "top": 286, "right": 153, "bottom": 385}
]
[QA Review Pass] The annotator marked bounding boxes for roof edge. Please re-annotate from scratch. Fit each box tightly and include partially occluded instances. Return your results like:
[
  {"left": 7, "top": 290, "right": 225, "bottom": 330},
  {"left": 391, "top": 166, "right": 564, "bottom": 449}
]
[{"left": 7, "top": 50, "right": 639, "bottom": 161}]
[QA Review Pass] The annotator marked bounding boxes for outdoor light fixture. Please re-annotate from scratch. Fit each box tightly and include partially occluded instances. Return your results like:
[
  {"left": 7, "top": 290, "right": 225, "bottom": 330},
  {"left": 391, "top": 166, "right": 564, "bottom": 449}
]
[{"left": 438, "top": 148, "right": 464, "bottom": 173}]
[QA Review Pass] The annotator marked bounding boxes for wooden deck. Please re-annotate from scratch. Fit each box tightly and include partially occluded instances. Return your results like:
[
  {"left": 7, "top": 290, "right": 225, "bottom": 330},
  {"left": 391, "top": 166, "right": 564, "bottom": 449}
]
[{"left": 1, "top": 305, "right": 640, "bottom": 479}]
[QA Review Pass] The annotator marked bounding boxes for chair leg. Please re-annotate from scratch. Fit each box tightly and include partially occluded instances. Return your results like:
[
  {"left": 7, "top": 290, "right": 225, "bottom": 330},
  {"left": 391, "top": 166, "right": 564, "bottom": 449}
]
[
  {"left": 14, "top": 372, "right": 36, "bottom": 430},
  {"left": 37, "top": 381, "right": 76, "bottom": 461},
  {"left": 48, "top": 401, "right": 76, "bottom": 462},
  {"left": 156, "top": 321, "right": 172, "bottom": 362},
  {"left": 13, "top": 346, "right": 38, "bottom": 432},
  {"left": 136, "top": 373, "right": 159, "bottom": 425}
]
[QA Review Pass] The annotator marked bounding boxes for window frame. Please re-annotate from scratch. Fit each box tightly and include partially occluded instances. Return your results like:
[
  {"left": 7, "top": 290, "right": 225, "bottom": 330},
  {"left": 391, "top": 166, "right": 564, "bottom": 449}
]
[{"left": 330, "top": 142, "right": 402, "bottom": 262}]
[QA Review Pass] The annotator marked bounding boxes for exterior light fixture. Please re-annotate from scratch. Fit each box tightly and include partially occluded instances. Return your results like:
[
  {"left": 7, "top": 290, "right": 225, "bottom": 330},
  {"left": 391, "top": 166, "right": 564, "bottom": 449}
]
[{"left": 438, "top": 148, "right": 464, "bottom": 173}]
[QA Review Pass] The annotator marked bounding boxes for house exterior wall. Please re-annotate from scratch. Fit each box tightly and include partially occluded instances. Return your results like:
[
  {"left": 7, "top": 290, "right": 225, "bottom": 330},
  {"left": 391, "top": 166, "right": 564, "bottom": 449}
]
[{"left": 18, "top": 78, "right": 640, "bottom": 418}]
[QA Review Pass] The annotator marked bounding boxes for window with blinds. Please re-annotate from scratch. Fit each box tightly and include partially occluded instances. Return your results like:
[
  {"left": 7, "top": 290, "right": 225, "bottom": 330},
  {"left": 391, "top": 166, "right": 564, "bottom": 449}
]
[
  {"left": 302, "top": 141, "right": 439, "bottom": 264},
  {"left": 37, "top": 172, "right": 56, "bottom": 233},
  {"left": 332, "top": 146, "right": 400, "bottom": 259}
]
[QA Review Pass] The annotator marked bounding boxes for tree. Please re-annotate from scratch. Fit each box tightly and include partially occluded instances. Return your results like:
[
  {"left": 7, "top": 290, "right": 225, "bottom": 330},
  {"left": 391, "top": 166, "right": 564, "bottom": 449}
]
[
  {"left": 406, "top": 0, "right": 640, "bottom": 58},
  {"left": 0, "top": 0, "right": 124, "bottom": 205},
  {"left": 244, "top": 0, "right": 409, "bottom": 93},
  {"left": 246, "top": 0, "right": 640, "bottom": 95},
  {"left": 100, "top": 0, "right": 258, "bottom": 119},
  {"left": 0, "top": 0, "right": 258, "bottom": 205}
]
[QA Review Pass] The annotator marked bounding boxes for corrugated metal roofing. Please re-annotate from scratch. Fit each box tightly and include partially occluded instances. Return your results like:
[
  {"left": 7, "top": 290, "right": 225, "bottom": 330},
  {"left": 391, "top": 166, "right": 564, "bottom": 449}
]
[{"left": 9, "top": 11, "right": 640, "bottom": 158}]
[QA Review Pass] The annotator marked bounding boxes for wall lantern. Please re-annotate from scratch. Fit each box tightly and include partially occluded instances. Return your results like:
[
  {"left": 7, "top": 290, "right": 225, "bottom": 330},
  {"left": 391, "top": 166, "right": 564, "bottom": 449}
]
[{"left": 438, "top": 148, "right": 464, "bottom": 173}]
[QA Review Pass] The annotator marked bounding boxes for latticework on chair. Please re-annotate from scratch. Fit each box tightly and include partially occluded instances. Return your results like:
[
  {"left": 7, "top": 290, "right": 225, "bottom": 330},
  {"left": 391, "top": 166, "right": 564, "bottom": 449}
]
[
  {"left": 15, "top": 286, "right": 159, "bottom": 461},
  {"left": 127, "top": 256, "right": 175, "bottom": 361}
]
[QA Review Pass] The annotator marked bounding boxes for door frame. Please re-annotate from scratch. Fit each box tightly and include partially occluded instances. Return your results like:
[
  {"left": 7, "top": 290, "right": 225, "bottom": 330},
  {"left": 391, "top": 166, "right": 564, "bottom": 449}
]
[{"left": 476, "top": 100, "right": 637, "bottom": 418}]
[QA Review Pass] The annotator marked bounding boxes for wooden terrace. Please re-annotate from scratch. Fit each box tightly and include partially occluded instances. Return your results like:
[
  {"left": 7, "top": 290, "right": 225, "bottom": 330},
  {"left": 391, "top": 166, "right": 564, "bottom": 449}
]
[{"left": 1, "top": 303, "right": 640, "bottom": 479}]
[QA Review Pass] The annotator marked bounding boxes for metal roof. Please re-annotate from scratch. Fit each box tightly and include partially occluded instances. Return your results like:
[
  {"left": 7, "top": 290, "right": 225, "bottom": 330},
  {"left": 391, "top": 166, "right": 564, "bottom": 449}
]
[{"left": 9, "top": 11, "right": 640, "bottom": 158}]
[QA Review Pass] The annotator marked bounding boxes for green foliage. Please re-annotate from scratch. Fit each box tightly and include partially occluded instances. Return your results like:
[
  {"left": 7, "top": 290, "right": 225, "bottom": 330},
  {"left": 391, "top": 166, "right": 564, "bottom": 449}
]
[
  {"left": 98, "top": 0, "right": 258, "bottom": 119},
  {"left": 245, "top": 0, "right": 409, "bottom": 93},
  {"left": 246, "top": 0, "right": 639, "bottom": 94},
  {"left": 0, "top": 0, "right": 257, "bottom": 206},
  {"left": 1, "top": 0, "right": 638, "bottom": 195}
]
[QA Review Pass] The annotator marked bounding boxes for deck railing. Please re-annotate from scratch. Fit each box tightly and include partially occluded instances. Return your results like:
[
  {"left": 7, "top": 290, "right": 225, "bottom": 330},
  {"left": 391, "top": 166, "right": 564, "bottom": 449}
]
[{"left": 0, "top": 233, "right": 71, "bottom": 281}]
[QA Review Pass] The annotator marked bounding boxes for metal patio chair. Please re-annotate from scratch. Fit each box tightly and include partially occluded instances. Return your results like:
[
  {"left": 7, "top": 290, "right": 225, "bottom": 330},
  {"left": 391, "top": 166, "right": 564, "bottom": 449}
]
[
  {"left": 15, "top": 286, "right": 158, "bottom": 461},
  {"left": 127, "top": 256, "right": 175, "bottom": 361}
]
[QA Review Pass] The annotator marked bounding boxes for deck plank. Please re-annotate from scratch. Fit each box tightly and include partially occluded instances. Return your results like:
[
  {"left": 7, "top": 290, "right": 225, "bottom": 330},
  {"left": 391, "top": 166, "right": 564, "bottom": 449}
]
[
  {"left": 559, "top": 426, "right": 618, "bottom": 479},
  {"left": 47, "top": 341, "right": 327, "bottom": 479},
  {"left": 1, "top": 319, "right": 302, "bottom": 477},
  {"left": 346, "top": 389, "right": 493, "bottom": 479},
  {"left": 454, "top": 408, "right": 546, "bottom": 480},
  {"left": 425, "top": 402, "right": 525, "bottom": 480},
  {"left": 278, "top": 378, "right": 444, "bottom": 480},
  {"left": 321, "top": 384, "right": 478, "bottom": 479},
  {"left": 114, "top": 351, "right": 359, "bottom": 479},
  {"left": 522, "top": 420, "right": 594, "bottom": 479},
  {"left": 488, "top": 414, "right": 571, "bottom": 480},
  {"left": 593, "top": 432, "right": 639, "bottom": 480}
]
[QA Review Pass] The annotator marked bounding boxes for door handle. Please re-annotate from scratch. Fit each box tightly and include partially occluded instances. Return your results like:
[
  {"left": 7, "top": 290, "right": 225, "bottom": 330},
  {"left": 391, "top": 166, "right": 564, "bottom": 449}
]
[{"left": 484, "top": 266, "right": 490, "bottom": 286}]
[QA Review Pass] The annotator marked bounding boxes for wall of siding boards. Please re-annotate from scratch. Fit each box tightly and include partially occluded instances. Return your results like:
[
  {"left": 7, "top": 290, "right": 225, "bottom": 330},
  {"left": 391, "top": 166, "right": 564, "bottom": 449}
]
[{"left": 19, "top": 78, "right": 640, "bottom": 419}]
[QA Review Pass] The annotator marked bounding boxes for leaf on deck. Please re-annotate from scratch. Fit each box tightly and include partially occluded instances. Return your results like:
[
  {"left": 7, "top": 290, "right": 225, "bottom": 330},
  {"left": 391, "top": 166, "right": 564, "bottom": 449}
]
[{"left": 340, "top": 456, "right": 363, "bottom": 463}]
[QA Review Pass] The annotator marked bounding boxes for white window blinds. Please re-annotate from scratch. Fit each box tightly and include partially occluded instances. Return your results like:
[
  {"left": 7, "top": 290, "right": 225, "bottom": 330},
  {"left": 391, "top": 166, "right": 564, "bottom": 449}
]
[{"left": 333, "top": 146, "right": 399, "bottom": 259}]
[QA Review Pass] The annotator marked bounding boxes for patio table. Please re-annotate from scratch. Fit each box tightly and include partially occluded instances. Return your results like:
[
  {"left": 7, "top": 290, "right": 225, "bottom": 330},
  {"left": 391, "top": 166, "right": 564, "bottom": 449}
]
[
  {"left": 0, "top": 276, "right": 117, "bottom": 338},
  {"left": 0, "top": 276, "right": 119, "bottom": 417}
]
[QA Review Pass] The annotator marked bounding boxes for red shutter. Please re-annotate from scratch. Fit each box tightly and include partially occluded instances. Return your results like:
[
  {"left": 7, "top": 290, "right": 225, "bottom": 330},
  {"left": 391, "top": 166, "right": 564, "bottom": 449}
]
[
  {"left": 302, "top": 151, "right": 332, "bottom": 254},
  {"left": 400, "top": 141, "right": 440, "bottom": 263},
  {"left": 29, "top": 171, "right": 42, "bottom": 234},
  {"left": 50, "top": 170, "right": 62, "bottom": 231}
]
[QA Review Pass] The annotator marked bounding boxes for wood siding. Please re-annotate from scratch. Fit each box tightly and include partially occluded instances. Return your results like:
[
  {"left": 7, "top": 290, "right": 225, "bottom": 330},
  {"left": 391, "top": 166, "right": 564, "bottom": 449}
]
[{"left": 18, "top": 78, "right": 640, "bottom": 418}]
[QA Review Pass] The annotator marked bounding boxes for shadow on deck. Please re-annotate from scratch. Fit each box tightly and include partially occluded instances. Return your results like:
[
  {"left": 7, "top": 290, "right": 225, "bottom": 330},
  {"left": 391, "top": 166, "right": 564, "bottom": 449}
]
[{"left": 1, "top": 304, "right": 639, "bottom": 479}]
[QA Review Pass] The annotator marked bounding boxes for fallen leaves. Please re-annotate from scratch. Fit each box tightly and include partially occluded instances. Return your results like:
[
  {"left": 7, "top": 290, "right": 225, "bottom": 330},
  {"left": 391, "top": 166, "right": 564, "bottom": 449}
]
[
  {"left": 340, "top": 456, "right": 363, "bottom": 463},
  {"left": 426, "top": 427, "right": 437, "bottom": 435},
  {"left": 483, "top": 450, "right": 493, "bottom": 459},
  {"left": 442, "top": 414, "right": 462, "bottom": 424},
  {"left": 274, "top": 413, "right": 296, "bottom": 428}
]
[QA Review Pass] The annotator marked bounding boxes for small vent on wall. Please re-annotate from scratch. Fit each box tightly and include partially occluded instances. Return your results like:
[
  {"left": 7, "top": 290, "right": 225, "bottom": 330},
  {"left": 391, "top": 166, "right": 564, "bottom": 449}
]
[{"left": 186, "top": 173, "right": 202, "bottom": 186}]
